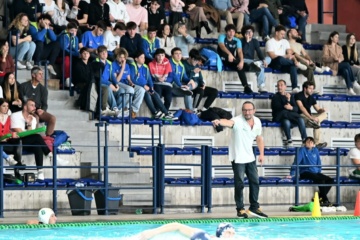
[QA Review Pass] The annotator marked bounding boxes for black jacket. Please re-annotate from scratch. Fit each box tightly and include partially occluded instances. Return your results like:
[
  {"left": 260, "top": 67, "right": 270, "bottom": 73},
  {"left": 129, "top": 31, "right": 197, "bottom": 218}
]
[
  {"left": 271, "top": 92, "right": 299, "bottom": 122},
  {"left": 120, "top": 33, "right": 144, "bottom": 59},
  {"left": 88, "top": 0, "right": 110, "bottom": 25}
]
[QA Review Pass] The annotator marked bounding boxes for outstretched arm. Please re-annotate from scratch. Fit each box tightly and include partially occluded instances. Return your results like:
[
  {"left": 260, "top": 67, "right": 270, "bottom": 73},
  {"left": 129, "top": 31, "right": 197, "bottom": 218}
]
[
  {"left": 212, "top": 119, "right": 235, "bottom": 128},
  {"left": 138, "top": 222, "right": 200, "bottom": 239}
]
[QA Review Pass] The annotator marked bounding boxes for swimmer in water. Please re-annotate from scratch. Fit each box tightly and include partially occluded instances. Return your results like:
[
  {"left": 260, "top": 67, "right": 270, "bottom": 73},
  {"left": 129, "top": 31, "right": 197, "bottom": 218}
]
[{"left": 27, "top": 208, "right": 57, "bottom": 224}]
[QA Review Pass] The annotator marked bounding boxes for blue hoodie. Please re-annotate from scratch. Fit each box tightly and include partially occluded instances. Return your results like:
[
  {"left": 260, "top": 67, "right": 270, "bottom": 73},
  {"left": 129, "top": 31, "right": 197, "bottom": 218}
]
[
  {"left": 169, "top": 58, "right": 190, "bottom": 84},
  {"left": 57, "top": 30, "right": 79, "bottom": 57},
  {"left": 142, "top": 35, "right": 160, "bottom": 60},
  {"left": 29, "top": 22, "right": 57, "bottom": 43},
  {"left": 111, "top": 61, "right": 131, "bottom": 85},
  {"left": 94, "top": 58, "right": 112, "bottom": 86},
  {"left": 290, "top": 147, "right": 322, "bottom": 176},
  {"left": 129, "top": 62, "right": 153, "bottom": 88}
]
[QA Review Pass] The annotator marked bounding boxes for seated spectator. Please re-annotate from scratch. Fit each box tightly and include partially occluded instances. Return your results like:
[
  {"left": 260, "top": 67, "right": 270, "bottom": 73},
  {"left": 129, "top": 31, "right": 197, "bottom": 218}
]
[
  {"left": 2, "top": 73, "right": 22, "bottom": 113},
  {"left": 130, "top": 51, "right": 176, "bottom": 120},
  {"left": 271, "top": 79, "right": 307, "bottom": 146},
  {"left": 182, "top": 49, "right": 218, "bottom": 112},
  {"left": 13, "top": 0, "right": 42, "bottom": 22},
  {"left": 103, "top": 22, "right": 126, "bottom": 61},
  {"left": 241, "top": 25, "right": 271, "bottom": 93},
  {"left": 287, "top": 136, "right": 334, "bottom": 206},
  {"left": 266, "top": 0, "right": 283, "bottom": 26},
  {"left": 80, "top": 20, "right": 107, "bottom": 60},
  {"left": 322, "top": 31, "right": 357, "bottom": 96},
  {"left": 111, "top": 48, "right": 145, "bottom": 118},
  {"left": 342, "top": 33, "right": 360, "bottom": 92},
  {"left": 173, "top": 22, "right": 195, "bottom": 59},
  {"left": 19, "top": 67, "right": 57, "bottom": 136},
  {"left": 157, "top": 24, "right": 176, "bottom": 58},
  {"left": 185, "top": 0, "right": 212, "bottom": 38},
  {"left": 218, "top": 24, "right": 252, "bottom": 94},
  {"left": 248, "top": 0, "right": 277, "bottom": 40},
  {"left": 107, "top": 0, "right": 130, "bottom": 27},
  {"left": 120, "top": 21, "right": 143, "bottom": 59},
  {"left": 230, "top": 0, "right": 250, "bottom": 26},
  {"left": 213, "top": 0, "right": 246, "bottom": 34},
  {"left": 11, "top": 99, "right": 53, "bottom": 180},
  {"left": 39, "top": 0, "right": 56, "bottom": 15},
  {"left": 29, "top": 13, "right": 60, "bottom": 75},
  {"left": 0, "top": 41, "right": 15, "bottom": 78},
  {"left": 147, "top": 0, "right": 166, "bottom": 30},
  {"left": 169, "top": 0, "right": 185, "bottom": 27},
  {"left": 67, "top": 0, "right": 90, "bottom": 31},
  {"left": 52, "top": 0, "right": 78, "bottom": 33},
  {"left": 126, "top": 0, "right": 148, "bottom": 33},
  {"left": 8, "top": 13, "right": 35, "bottom": 71},
  {"left": 88, "top": 0, "right": 110, "bottom": 26},
  {"left": 349, "top": 133, "right": 360, "bottom": 178},
  {"left": 27, "top": 208, "right": 57, "bottom": 224},
  {"left": 142, "top": 26, "right": 160, "bottom": 64},
  {"left": 266, "top": 25, "right": 303, "bottom": 93},
  {"left": 295, "top": 81, "right": 327, "bottom": 149}
]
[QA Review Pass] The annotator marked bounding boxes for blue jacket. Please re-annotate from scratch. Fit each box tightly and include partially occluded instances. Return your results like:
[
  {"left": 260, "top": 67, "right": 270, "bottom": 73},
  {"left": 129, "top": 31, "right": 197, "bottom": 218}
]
[
  {"left": 94, "top": 58, "right": 112, "bottom": 86},
  {"left": 57, "top": 30, "right": 79, "bottom": 57},
  {"left": 81, "top": 31, "right": 104, "bottom": 50},
  {"left": 111, "top": 61, "right": 131, "bottom": 85},
  {"left": 129, "top": 62, "right": 153, "bottom": 88},
  {"left": 29, "top": 22, "right": 57, "bottom": 42},
  {"left": 169, "top": 58, "right": 190, "bottom": 85},
  {"left": 290, "top": 147, "right": 322, "bottom": 176},
  {"left": 142, "top": 35, "right": 160, "bottom": 60}
]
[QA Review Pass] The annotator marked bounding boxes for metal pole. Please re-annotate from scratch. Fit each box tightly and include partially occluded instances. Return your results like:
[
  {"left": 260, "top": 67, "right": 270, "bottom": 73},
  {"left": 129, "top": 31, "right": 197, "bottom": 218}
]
[
  {"left": 152, "top": 146, "right": 158, "bottom": 214},
  {"left": 333, "top": 0, "right": 337, "bottom": 24},
  {"left": 128, "top": 93, "right": 132, "bottom": 155},
  {"left": 159, "top": 144, "right": 165, "bottom": 214},
  {"left": 0, "top": 146, "right": 4, "bottom": 218},
  {"left": 206, "top": 145, "right": 212, "bottom": 213},
  {"left": 336, "top": 147, "right": 341, "bottom": 205},
  {"left": 295, "top": 147, "right": 300, "bottom": 205},
  {"left": 104, "top": 122, "right": 109, "bottom": 215},
  {"left": 95, "top": 122, "right": 103, "bottom": 180},
  {"left": 121, "top": 93, "right": 124, "bottom": 151},
  {"left": 62, "top": 33, "right": 66, "bottom": 90},
  {"left": 200, "top": 145, "right": 206, "bottom": 213},
  {"left": 52, "top": 145, "right": 58, "bottom": 214},
  {"left": 69, "top": 33, "right": 74, "bottom": 96},
  {"left": 318, "top": 0, "right": 323, "bottom": 24}
]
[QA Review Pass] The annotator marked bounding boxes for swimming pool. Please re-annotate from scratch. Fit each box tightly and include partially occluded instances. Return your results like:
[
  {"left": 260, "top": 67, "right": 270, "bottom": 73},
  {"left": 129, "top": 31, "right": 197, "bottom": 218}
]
[{"left": 0, "top": 216, "right": 359, "bottom": 239}]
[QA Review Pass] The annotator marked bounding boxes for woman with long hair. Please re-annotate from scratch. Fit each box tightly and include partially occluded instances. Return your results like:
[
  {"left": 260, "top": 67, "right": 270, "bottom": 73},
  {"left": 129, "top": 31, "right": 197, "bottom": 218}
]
[
  {"left": 157, "top": 23, "right": 176, "bottom": 57},
  {"left": 342, "top": 33, "right": 360, "bottom": 90},
  {"left": 0, "top": 41, "right": 15, "bottom": 77},
  {"left": 8, "top": 13, "right": 36, "bottom": 70},
  {"left": 2, "top": 72, "right": 22, "bottom": 114},
  {"left": 322, "top": 31, "right": 357, "bottom": 95},
  {"left": 52, "top": 0, "right": 78, "bottom": 33}
]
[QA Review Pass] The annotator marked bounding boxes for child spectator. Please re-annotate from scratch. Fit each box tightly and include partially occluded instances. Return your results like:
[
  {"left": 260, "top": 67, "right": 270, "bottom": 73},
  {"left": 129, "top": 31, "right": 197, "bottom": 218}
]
[
  {"left": 103, "top": 22, "right": 126, "bottom": 60},
  {"left": 126, "top": 0, "right": 148, "bottom": 33},
  {"left": 52, "top": 0, "right": 78, "bottom": 33},
  {"left": 142, "top": 26, "right": 160, "bottom": 64},
  {"left": 147, "top": 0, "right": 166, "bottom": 30},
  {"left": 81, "top": 20, "right": 107, "bottom": 60},
  {"left": 120, "top": 21, "right": 143, "bottom": 59},
  {"left": 349, "top": 133, "right": 360, "bottom": 178},
  {"left": 107, "top": 0, "right": 130, "bottom": 27}
]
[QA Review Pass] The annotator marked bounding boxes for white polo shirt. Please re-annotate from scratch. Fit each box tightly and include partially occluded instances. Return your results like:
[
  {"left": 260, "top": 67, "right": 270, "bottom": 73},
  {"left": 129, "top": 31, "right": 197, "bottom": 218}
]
[
  {"left": 265, "top": 38, "right": 290, "bottom": 56},
  {"left": 349, "top": 147, "right": 360, "bottom": 161},
  {"left": 229, "top": 115, "right": 262, "bottom": 164},
  {"left": 11, "top": 111, "right": 37, "bottom": 131}
]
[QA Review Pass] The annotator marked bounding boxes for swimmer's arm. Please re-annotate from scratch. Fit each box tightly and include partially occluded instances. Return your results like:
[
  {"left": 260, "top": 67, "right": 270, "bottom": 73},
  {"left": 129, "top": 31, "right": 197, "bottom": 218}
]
[
  {"left": 27, "top": 219, "right": 39, "bottom": 224},
  {"left": 139, "top": 222, "right": 199, "bottom": 239}
]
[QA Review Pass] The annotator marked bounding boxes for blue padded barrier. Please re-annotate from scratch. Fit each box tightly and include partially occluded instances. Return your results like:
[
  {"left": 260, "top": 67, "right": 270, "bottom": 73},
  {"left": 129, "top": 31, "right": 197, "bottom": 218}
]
[
  {"left": 259, "top": 177, "right": 280, "bottom": 184},
  {"left": 175, "top": 149, "right": 194, "bottom": 155},
  {"left": 328, "top": 148, "right": 348, "bottom": 156},
  {"left": 163, "top": 120, "right": 181, "bottom": 125},
  {"left": 128, "top": 118, "right": 145, "bottom": 125},
  {"left": 260, "top": 119, "right": 268, "bottom": 127},
  {"left": 200, "top": 121, "right": 213, "bottom": 126},
  {"left": 347, "top": 96, "right": 360, "bottom": 102},
  {"left": 139, "top": 149, "right": 153, "bottom": 155},
  {"left": 264, "top": 67, "right": 273, "bottom": 73},
  {"left": 212, "top": 178, "right": 229, "bottom": 185},
  {"left": 145, "top": 119, "right": 163, "bottom": 125},
  {"left": 80, "top": 178, "right": 105, "bottom": 187},
  {"left": 4, "top": 182, "right": 24, "bottom": 187},
  {"left": 164, "top": 178, "right": 176, "bottom": 184},
  {"left": 341, "top": 177, "right": 360, "bottom": 184},
  {"left": 299, "top": 179, "right": 313, "bottom": 184},
  {"left": 108, "top": 118, "right": 126, "bottom": 124},
  {"left": 253, "top": 92, "right": 273, "bottom": 99},
  {"left": 320, "top": 120, "right": 332, "bottom": 128},
  {"left": 237, "top": 92, "right": 254, "bottom": 98},
  {"left": 272, "top": 69, "right": 283, "bottom": 74},
  {"left": 332, "top": 95, "right": 347, "bottom": 102},
  {"left": 57, "top": 148, "right": 75, "bottom": 154},
  {"left": 25, "top": 181, "right": 46, "bottom": 187},
  {"left": 220, "top": 92, "right": 237, "bottom": 98},
  {"left": 347, "top": 122, "right": 360, "bottom": 128},
  {"left": 316, "top": 95, "right": 333, "bottom": 101},
  {"left": 183, "top": 147, "right": 201, "bottom": 155},
  {"left": 189, "top": 178, "right": 202, "bottom": 185},
  {"left": 129, "top": 146, "right": 145, "bottom": 154},
  {"left": 266, "top": 121, "right": 281, "bottom": 127},
  {"left": 264, "top": 148, "right": 280, "bottom": 156},
  {"left": 278, "top": 178, "right": 293, "bottom": 184},
  {"left": 164, "top": 149, "right": 175, "bottom": 155},
  {"left": 279, "top": 149, "right": 296, "bottom": 156},
  {"left": 225, "top": 178, "right": 234, "bottom": 185},
  {"left": 212, "top": 148, "right": 228, "bottom": 155},
  {"left": 44, "top": 178, "right": 67, "bottom": 187},
  {"left": 319, "top": 149, "right": 330, "bottom": 156},
  {"left": 331, "top": 121, "right": 348, "bottom": 128},
  {"left": 171, "top": 177, "right": 193, "bottom": 185}
]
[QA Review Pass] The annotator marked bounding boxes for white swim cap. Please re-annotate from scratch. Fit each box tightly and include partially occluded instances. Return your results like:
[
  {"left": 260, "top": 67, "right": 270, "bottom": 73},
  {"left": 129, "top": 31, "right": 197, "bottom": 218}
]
[{"left": 38, "top": 208, "right": 54, "bottom": 224}]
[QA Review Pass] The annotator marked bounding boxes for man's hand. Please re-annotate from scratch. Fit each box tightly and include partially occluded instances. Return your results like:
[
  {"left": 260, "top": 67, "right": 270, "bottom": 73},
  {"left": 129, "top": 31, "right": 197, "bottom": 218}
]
[
  {"left": 312, "top": 116, "right": 319, "bottom": 123},
  {"left": 237, "top": 61, "right": 244, "bottom": 70},
  {"left": 228, "top": 54, "right": 234, "bottom": 62},
  {"left": 278, "top": 9, "right": 283, "bottom": 14},
  {"left": 193, "top": 67, "right": 201, "bottom": 73},
  {"left": 318, "top": 108, "right": 326, "bottom": 114},
  {"left": 25, "top": 114, "right": 34, "bottom": 125},
  {"left": 144, "top": 85, "right": 150, "bottom": 91},
  {"left": 188, "top": 79, "right": 196, "bottom": 89},
  {"left": 212, "top": 119, "right": 220, "bottom": 127},
  {"left": 284, "top": 103, "right": 293, "bottom": 110},
  {"left": 110, "top": 84, "right": 118, "bottom": 92},
  {"left": 285, "top": 92, "right": 291, "bottom": 100},
  {"left": 258, "top": 154, "right": 264, "bottom": 166},
  {"left": 263, "top": 60, "right": 268, "bottom": 67}
]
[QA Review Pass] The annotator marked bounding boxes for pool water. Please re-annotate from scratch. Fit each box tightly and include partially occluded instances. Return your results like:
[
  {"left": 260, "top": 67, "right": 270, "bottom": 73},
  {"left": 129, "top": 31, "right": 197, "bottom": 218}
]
[{"left": 1, "top": 218, "right": 360, "bottom": 240}]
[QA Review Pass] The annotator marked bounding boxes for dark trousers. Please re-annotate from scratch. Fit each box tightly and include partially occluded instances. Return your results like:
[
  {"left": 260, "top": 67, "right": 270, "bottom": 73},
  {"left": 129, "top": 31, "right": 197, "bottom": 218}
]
[
  {"left": 269, "top": 56, "right": 298, "bottom": 89},
  {"left": 232, "top": 160, "right": 260, "bottom": 211},
  {"left": 21, "top": 134, "right": 51, "bottom": 169},
  {"left": 281, "top": 118, "right": 307, "bottom": 141},
  {"left": 192, "top": 86, "right": 218, "bottom": 109},
  {"left": 36, "top": 111, "right": 56, "bottom": 136},
  {"left": 33, "top": 41, "right": 61, "bottom": 65},
  {"left": 222, "top": 58, "right": 249, "bottom": 87},
  {"left": 338, "top": 61, "right": 355, "bottom": 89},
  {"left": 143, "top": 91, "right": 168, "bottom": 115},
  {"left": 1, "top": 138, "right": 22, "bottom": 164},
  {"left": 153, "top": 84, "right": 173, "bottom": 111},
  {"left": 300, "top": 172, "right": 334, "bottom": 201}
]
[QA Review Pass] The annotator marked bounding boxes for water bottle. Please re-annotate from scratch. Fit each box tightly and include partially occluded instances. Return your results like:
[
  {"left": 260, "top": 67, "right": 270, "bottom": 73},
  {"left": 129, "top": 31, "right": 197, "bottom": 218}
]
[
  {"left": 135, "top": 208, "right": 142, "bottom": 214},
  {"left": 75, "top": 182, "right": 85, "bottom": 187}
]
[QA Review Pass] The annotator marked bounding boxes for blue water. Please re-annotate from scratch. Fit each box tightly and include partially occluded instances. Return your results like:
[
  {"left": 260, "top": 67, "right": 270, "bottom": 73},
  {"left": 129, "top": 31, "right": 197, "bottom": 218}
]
[{"left": 0, "top": 219, "right": 359, "bottom": 239}]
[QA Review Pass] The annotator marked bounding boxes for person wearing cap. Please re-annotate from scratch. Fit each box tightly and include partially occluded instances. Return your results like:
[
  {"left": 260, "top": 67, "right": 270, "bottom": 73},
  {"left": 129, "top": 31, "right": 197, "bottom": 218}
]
[
  {"left": 286, "top": 136, "right": 334, "bottom": 206},
  {"left": 27, "top": 208, "right": 57, "bottom": 224}
]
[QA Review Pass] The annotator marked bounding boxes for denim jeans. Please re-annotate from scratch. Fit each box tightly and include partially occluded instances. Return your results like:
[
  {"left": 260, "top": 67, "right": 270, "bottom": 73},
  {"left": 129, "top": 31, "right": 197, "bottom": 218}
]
[
  {"left": 337, "top": 61, "right": 355, "bottom": 89},
  {"left": 231, "top": 160, "right": 259, "bottom": 211},
  {"left": 130, "top": 85, "right": 145, "bottom": 113},
  {"left": 172, "top": 83, "right": 196, "bottom": 110},
  {"left": 244, "top": 57, "right": 272, "bottom": 88},
  {"left": 143, "top": 91, "right": 168, "bottom": 114},
  {"left": 281, "top": 118, "right": 307, "bottom": 141},
  {"left": 269, "top": 56, "right": 298, "bottom": 89},
  {"left": 102, "top": 84, "right": 125, "bottom": 110},
  {"left": 297, "top": 14, "right": 308, "bottom": 42},
  {"left": 10, "top": 41, "right": 36, "bottom": 62},
  {"left": 250, "top": 7, "right": 278, "bottom": 37}
]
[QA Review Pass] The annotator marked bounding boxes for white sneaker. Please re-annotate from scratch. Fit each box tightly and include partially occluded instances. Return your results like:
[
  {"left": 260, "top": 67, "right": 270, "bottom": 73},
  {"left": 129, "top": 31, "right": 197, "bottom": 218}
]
[
  {"left": 65, "top": 78, "right": 74, "bottom": 87},
  {"left": 348, "top": 88, "right": 356, "bottom": 96},
  {"left": 296, "top": 62, "right": 308, "bottom": 71},
  {"left": 353, "top": 81, "right": 360, "bottom": 94},
  {"left": 117, "top": 109, "right": 129, "bottom": 118},
  {"left": 292, "top": 87, "right": 300, "bottom": 93},
  {"left": 336, "top": 206, "right": 347, "bottom": 212},
  {"left": 17, "top": 61, "right": 26, "bottom": 70},
  {"left": 26, "top": 61, "right": 33, "bottom": 70},
  {"left": 37, "top": 170, "right": 44, "bottom": 180},
  {"left": 47, "top": 65, "right": 57, "bottom": 75},
  {"left": 101, "top": 107, "right": 114, "bottom": 116},
  {"left": 5, "top": 154, "right": 17, "bottom": 166},
  {"left": 258, "top": 85, "right": 268, "bottom": 93},
  {"left": 322, "top": 66, "right": 331, "bottom": 72},
  {"left": 315, "top": 66, "right": 324, "bottom": 73}
]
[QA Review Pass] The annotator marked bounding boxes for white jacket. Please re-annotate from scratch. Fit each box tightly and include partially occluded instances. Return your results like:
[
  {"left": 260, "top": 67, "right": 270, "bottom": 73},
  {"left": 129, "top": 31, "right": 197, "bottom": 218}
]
[
  {"left": 52, "top": 3, "right": 78, "bottom": 26},
  {"left": 106, "top": 0, "right": 130, "bottom": 26}
]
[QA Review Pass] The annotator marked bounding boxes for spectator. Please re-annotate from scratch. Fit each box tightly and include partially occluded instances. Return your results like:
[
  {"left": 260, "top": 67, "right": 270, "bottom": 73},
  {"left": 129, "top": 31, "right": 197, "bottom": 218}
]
[
  {"left": 248, "top": 0, "right": 278, "bottom": 40},
  {"left": 287, "top": 136, "right": 334, "bottom": 206},
  {"left": 241, "top": 25, "right": 271, "bottom": 93},
  {"left": 8, "top": 13, "right": 36, "bottom": 71},
  {"left": 88, "top": 0, "right": 110, "bottom": 26},
  {"left": 142, "top": 26, "right": 160, "bottom": 64},
  {"left": 126, "top": 0, "right": 148, "bottom": 33},
  {"left": 129, "top": 51, "right": 176, "bottom": 120},
  {"left": 266, "top": 0, "right": 283, "bottom": 25},
  {"left": 120, "top": 21, "right": 143, "bottom": 59},
  {"left": 173, "top": 22, "right": 195, "bottom": 59},
  {"left": 213, "top": 0, "right": 246, "bottom": 34},
  {"left": 218, "top": 24, "right": 253, "bottom": 94},
  {"left": 169, "top": 0, "right": 185, "bottom": 27},
  {"left": 52, "top": 0, "right": 78, "bottom": 33},
  {"left": 185, "top": 0, "right": 212, "bottom": 38},
  {"left": 29, "top": 13, "right": 60, "bottom": 75},
  {"left": 322, "top": 31, "right": 357, "bottom": 96},
  {"left": 147, "top": 0, "right": 166, "bottom": 30},
  {"left": 81, "top": 20, "right": 107, "bottom": 60},
  {"left": 103, "top": 22, "right": 126, "bottom": 60},
  {"left": 2, "top": 72, "right": 22, "bottom": 113},
  {"left": 111, "top": 48, "right": 145, "bottom": 118},
  {"left": 271, "top": 79, "right": 307, "bottom": 146},
  {"left": 39, "top": 0, "right": 56, "bottom": 15},
  {"left": 342, "top": 33, "right": 360, "bottom": 92},
  {"left": 182, "top": 49, "right": 218, "bottom": 112},
  {"left": 0, "top": 41, "right": 15, "bottom": 77},
  {"left": 13, "top": 0, "right": 42, "bottom": 22},
  {"left": 349, "top": 133, "right": 360, "bottom": 178},
  {"left": 67, "top": 0, "right": 90, "bottom": 30},
  {"left": 19, "top": 67, "right": 57, "bottom": 136},
  {"left": 230, "top": 0, "right": 250, "bottom": 26},
  {"left": 107, "top": 0, "right": 130, "bottom": 27},
  {"left": 157, "top": 24, "right": 176, "bottom": 57},
  {"left": 266, "top": 25, "right": 304, "bottom": 93},
  {"left": 295, "top": 81, "right": 327, "bottom": 149}
]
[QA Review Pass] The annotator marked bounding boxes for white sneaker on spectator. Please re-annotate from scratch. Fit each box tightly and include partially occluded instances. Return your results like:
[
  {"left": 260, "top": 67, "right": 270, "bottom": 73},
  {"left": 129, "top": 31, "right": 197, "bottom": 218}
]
[
  {"left": 292, "top": 87, "right": 300, "bottom": 93},
  {"left": 164, "top": 112, "right": 178, "bottom": 120},
  {"left": 314, "top": 66, "right": 324, "bottom": 73},
  {"left": 101, "top": 107, "right": 114, "bottom": 116},
  {"left": 258, "top": 85, "right": 268, "bottom": 93},
  {"left": 26, "top": 61, "right": 33, "bottom": 70},
  {"left": 17, "top": 61, "right": 26, "bottom": 70},
  {"left": 296, "top": 62, "right": 307, "bottom": 71},
  {"left": 322, "top": 66, "right": 331, "bottom": 72},
  {"left": 5, "top": 154, "right": 17, "bottom": 166},
  {"left": 154, "top": 111, "right": 163, "bottom": 119},
  {"left": 117, "top": 109, "right": 129, "bottom": 118},
  {"left": 348, "top": 88, "right": 356, "bottom": 96},
  {"left": 47, "top": 65, "right": 57, "bottom": 75},
  {"left": 353, "top": 81, "right": 360, "bottom": 94},
  {"left": 37, "top": 170, "right": 44, "bottom": 181}
]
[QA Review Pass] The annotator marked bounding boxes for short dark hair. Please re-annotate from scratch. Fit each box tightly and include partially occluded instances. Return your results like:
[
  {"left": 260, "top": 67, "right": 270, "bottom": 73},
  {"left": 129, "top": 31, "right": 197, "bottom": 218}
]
[
  {"left": 302, "top": 81, "right": 315, "bottom": 89},
  {"left": 241, "top": 25, "right": 255, "bottom": 37},
  {"left": 275, "top": 25, "right": 286, "bottom": 33},
  {"left": 225, "top": 24, "right": 236, "bottom": 32},
  {"left": 242, "top": 101, "right": 255, "bottom": 109},
  {"left": 38, "top": 13, "right": 52, "bottom": 23},
  {"left": 96, "top": 20, "right": 107, "bottom": 31},
  {"left": 126, "top": 21, "right": 137, "bottom": 30},
  {"left": 355, "top": 133, "right": 360, "bottom": 143},
  {"left": 147, "top": 25, "right": 157, "bottom": 33},
  {"left": 303, "top": 136, "right": 315, "bottom": 144},
  {"left": 97, "top": 45, "right": 107, "bottom": 54},
  {"left": 79, "top": 47, "right": 90, "bottom": 54},
  {"left": 286, "top": 28, "right": 297, "bottom": 39},
  {"left": 66, "top": 22, "right": 78, "bottom": 30},
  {"left": 171, "top": 47, "right": 182, "bottom": 55},
  {"left": 154, "top": 48, "right": 166, "bottom": 56},
  {"left": 134, "top": 50, "right": 145, "bottom": 59},
  {"left": 277, "top": 79, "right": 287, "bottom": 86},
  {"left": 114, "top": 22, "right": 126, "bottom": 31},
  {"left": 189, "top": 48, "right": 201, "bottom": 61}
]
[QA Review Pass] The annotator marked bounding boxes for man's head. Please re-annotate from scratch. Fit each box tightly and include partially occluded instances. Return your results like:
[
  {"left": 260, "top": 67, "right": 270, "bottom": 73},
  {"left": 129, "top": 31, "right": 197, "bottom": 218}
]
[
  {"left": 274, "top": 25, "right": 286, "bottom": 40},
  {"left": 80, "top": 47, "right": 90, "bottom": 61},
  {"left": 24, "top": 99, "right": 36, "bottom": 114},
  {"left": 31, "top": 67, "right": 43, "bottom": 82},
  {"left": 216, "top": 223, "right": 235, "bottom": 238},
  {"left": 171, "top": 47, "right": 182, "bottom": 62},
  {"left": 277, "top": 79, "right": 287, "bottom": 93},
  {"left": 126, "top": 21, "right": 138, "bottom": 38},
  {"left": 115, "top": 47, "right": 128, "bottom": 63},
  {"left": 241, "top": 25, "right": 255, "bottom": 39},
  {"left": 188, "top": 48, "right": 201, "bottom": 66},
  {"left": 154, "top": 48, "right": 166, "bottom": 63},
  {"left": 38, "top": 208, "right": 57, "bottom": 224},
  {"left": 98, "top": 0, "right": 107, "bottom": 5},
  {"left": 97, "top": 45, "right": 108, "bottom": 60},
  {"left": 66, "top": 22, "right": 78, "bottom": 36},
  {"left": 173, "top": 22, "right": 187, "bottom": 36},
  {"left": 302, "top": 81, "right": 315, "bottom": 96},
  {"left": 303, "top": 137, "right": 315, "bottom": 149},
  {"left": 134, "top": 51, "right": 145, "bottom": 65},
  {"left": 37, "top": 13, "right": 52, "bottom": 28},
  {"left": 242, "top": 101, "right": 256, "bottom": 120},
  {"left": 224, "top": 24, "right": 236, "bottom": 39},
  {"left": 94, "top": 21, "right": 107, "bottom": 36},
  {"left": 147, "top": 26, "right": 157, "bottom": 40},
  {"left": 354, "top": 133, "right": 360, "bottom": 149},
  {"left": 287, "top": 28, "right": 299, "bottom": 40},
  {"left": 114, "top": 22, "right": 126, "bottom": 37}
]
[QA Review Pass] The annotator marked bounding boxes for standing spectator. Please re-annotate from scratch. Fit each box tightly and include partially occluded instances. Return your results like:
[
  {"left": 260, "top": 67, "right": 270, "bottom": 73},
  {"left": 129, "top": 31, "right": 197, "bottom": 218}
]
[
  {"left": 322, "top": 31, "right": 357, "bottom": 96},
  {"left": 2, "top": 73, "right": 23, "bottom": 113},
  {"left": 120, "top": 22, "right": 143, "bottom": 59},
  {"left": 169, "top": 0, "right": 185, "bottom": 27},
  {"left": 0, "top": 41, "right": 15, "bottom": 76},
  {"left": 142, "top": 26, "right": 160, "bottom": 64},
  {"left": 241, "top": 25, "right": 271, "bottom": 93},
  {"left": 147, "top": 0, "right": 166, "bottom": 30},
  {"left": 182, "top": 49, "right": 218, "bottom": 112},
  {"left": 13, "top": 0, "right": 42, "bottom": 22},
  {"left": 271, "top": 79, "right": 307, "bottom": 146},
  {"left": 107, "top": 0, "right": 130, "bottom": 27},
  {"left": 185, "top": 0, "right": 212, "bottom": 38},
  {"left": 157, "top": 24, "right": 176, "bottom": 58},
  {"left": 349, "top": 133, "right": 360, "bottom": 178},
  {"left": 212, "top": 101, "right": 268, "bottom": 219},
  {"left": 29, "top": 13, "right": 60, "bottom": 75},
  {"left": 218, "top": 24, "right": 253, "bottom": 94},
  {"left": 81, "top": 20, "right": 107, "bottom": 60},
  {"left": 126, "top": 0, "right": 148, "bottom": 33},
  {"left": 287, "top": 137, "right": 334, "bottom": 206},
  {"left": 88, "top": 0, "right": 110, "bottom": 26},
  {"left": 8, "top": 13, "right": 36, "bottom": 70},
  {"left": 103, "top": 22, "right": 126, "bottom": 60},
  {"left": 173, "top": 22, "right": 195, "bottom": 59},
  {"left": 295, "top": 81, "right": 327, "bottom": 149},
  {"left": 342, "top": 33, "right": 360, "bottom": 92},
  {"left": 19, "top": 67, "right": 57, "bottom": 136},
  {"left": 213, "top": 0, "right": 245, "bottom": 34}
]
